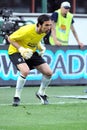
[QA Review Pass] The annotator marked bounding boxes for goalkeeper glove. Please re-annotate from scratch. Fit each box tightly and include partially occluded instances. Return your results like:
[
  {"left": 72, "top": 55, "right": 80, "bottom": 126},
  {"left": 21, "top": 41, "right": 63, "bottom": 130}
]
[
  {"left": 18, "top": 47, "right": 33, "bottom": 59},
  {"left": 39, "top": 44, "right": 46, "bottom": 56}
]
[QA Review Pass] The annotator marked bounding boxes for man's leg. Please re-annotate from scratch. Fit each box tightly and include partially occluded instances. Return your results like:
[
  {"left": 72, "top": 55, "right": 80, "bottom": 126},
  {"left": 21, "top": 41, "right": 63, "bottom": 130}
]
[
  {"left": 36, "top": 63, "right": 52, "bottom": 104},
  {"left": 13, "top": 74, "right": 26, "bottom": 106},
  {"left": 9, "top": 54, "right": 30, "bottom": 106},
  {"left": 36, "top": 75, "right": 51, "bottom": 105},
  {"left": 38, "top": 75, "right": 51, "bottom": 95}
]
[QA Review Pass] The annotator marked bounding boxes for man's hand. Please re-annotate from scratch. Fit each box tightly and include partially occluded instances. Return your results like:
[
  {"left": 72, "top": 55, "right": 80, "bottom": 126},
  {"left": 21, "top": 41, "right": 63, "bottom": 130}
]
[
  {"left": 55, "top": 40, "right": 62, "bottom": 46},
  {"left": 78, "top": 42, "right": 84, "bottom": 49},
  {"left": 18, "top": 47, "right": 33, "bottom": 59}
]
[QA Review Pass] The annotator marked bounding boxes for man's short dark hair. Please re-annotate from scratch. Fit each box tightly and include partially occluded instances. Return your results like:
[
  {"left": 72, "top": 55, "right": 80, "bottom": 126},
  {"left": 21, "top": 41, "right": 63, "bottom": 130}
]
[{"left": 37, "top": 14, "right": 51, "bottom": 26}]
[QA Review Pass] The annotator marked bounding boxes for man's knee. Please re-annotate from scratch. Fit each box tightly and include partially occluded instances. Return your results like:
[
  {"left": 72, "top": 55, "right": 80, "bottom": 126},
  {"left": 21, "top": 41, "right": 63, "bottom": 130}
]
[{"left": 46, "top": 70, "right": 53, "bottom": 77}]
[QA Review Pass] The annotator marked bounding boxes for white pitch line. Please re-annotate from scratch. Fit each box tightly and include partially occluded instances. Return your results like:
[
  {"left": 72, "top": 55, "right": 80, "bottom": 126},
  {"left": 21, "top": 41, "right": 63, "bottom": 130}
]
[
  {"left": 0, "top": 101, "right": 87, "bottom": 106},
  {"left": 0, "top": 95, "right": 87, "bottom": 106},
  {"left": 0, "top": 103, "right": 41, "bottom": 106},
  {"left": 51, "top": 95, "right": 87, "bottom": 99},
  {"left": 0, "top": 86, "right": 11, "bottom": 88}
]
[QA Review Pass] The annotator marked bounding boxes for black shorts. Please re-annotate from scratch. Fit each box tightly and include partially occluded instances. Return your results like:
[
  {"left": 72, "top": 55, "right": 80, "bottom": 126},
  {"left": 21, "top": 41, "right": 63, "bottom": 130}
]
[{"left": 9, "top": 52, "right": 46, "bottom": 70}]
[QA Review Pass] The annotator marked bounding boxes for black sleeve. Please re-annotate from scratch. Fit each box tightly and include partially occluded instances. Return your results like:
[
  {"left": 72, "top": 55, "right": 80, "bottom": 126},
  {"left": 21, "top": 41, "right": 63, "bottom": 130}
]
[
  {"left": 71, "top": 18, "right": 74, "bottom": 24},
  {"left": 51, "top": 12, "right": 58, "bottom": 22}
]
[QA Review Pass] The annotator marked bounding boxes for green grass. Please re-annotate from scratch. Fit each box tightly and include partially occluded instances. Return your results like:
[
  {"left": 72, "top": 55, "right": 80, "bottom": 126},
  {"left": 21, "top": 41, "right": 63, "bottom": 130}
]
[{"left": 0, "top": 86, "right": 87, "bottom": 130}]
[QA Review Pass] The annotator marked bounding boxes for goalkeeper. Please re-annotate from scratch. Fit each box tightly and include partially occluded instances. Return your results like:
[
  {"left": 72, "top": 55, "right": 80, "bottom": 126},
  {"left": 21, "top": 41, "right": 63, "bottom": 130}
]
[{"left": 8, "top": 14, "right": 53, "bottom": 106}]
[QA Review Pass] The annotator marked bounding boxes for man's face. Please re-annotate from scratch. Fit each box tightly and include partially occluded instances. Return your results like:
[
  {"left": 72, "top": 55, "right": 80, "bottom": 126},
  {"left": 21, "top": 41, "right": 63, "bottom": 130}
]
[
  {"left": 61, "top": 7, "right": 70, "bottom": 16},
  {"left": 39, "top": 20, "right": 52, "bottom": 34}
]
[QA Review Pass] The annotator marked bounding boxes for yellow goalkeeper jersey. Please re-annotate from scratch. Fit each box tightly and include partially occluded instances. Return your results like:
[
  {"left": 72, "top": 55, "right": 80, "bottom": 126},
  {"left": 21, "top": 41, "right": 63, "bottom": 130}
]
[{"left": 8, "top": 24, "right": 46, "bottom": 55}]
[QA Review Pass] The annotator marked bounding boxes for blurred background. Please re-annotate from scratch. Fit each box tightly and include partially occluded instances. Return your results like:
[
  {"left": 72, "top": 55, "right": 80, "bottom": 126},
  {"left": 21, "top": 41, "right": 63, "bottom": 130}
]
[{"left": 0, "top": 0, "right": 87, "bottom": 14}]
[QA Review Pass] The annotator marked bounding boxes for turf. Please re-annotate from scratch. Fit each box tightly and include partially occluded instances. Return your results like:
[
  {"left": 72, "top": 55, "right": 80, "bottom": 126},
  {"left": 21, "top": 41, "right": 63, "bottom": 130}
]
[{"left": 0, "top": 86, "right": 87, "bottom": 130}]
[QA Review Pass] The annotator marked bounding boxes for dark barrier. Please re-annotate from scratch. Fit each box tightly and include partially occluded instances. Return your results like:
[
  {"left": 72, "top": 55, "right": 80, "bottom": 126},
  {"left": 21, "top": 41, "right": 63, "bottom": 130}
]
[{"left": 0, "top": 45, "right": 87, "bottom": 86}]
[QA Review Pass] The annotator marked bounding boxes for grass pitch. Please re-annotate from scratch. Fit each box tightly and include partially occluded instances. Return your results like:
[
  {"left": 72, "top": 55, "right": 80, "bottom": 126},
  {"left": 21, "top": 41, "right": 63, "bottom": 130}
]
[{"left": 0, "top": 86, "right": 87, "bottom": 130}]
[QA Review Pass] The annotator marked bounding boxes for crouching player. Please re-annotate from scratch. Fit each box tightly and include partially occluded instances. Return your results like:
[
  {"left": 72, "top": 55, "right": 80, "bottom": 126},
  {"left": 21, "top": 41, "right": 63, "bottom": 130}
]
[{"left": 7, "top": 14, "right": 53, "bottom": 106}]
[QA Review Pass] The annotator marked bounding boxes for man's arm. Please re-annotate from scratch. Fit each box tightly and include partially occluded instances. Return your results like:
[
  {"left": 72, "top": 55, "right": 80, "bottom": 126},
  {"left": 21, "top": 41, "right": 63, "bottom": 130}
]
[
  {"left": 51, "top": 12, "right": 62, "bottom": 46},
  {"left": 51, "top": 21, "right": 62, "bottom": 46},
  {"left": 37, "top": 42, "right": 46, "bottom": 56},
  {"left": 8, "top": 36, "right": 33, "bottom": 59},
  {"left": 71, "top": 24, "right": 84, "bottom": 48},
  {"left": 8, "top": 36, "right": 20, "bottom": 49}
]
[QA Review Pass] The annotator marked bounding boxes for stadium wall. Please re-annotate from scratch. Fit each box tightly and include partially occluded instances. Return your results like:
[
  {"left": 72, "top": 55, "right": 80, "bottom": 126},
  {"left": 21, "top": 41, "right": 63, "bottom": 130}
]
[{"left": 0, "top": 45, "right": 87, "bottom": 86}]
